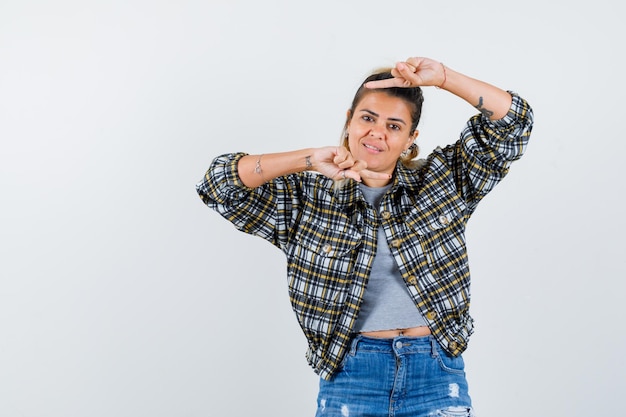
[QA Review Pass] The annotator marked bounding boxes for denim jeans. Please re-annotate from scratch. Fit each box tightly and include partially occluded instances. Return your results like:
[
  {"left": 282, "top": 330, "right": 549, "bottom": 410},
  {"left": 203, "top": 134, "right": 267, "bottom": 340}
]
[{"left": 315, "top": 335, "right": 474, "bottom": 417}]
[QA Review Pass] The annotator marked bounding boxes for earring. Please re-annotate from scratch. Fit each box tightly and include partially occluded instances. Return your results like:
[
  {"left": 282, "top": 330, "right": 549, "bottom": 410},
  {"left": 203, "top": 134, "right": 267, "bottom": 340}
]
[{"left": 401, "top": 143, "right": 417, "bottom": 158}]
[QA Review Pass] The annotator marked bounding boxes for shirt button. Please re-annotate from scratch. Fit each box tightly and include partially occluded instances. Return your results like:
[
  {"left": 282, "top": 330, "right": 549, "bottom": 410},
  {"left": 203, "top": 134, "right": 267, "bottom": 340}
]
[
  {"left": 407, "top": 276, "right": 417, "bottom": 285},
  {"left": 449, "top": 341, "right": 458, "bottom": 350},
  {"left": 381, "top": 210, "right": 391, "bottom": 220},
  {"left": 426, "top": 311, "right": 437, "bottom": 320},
  {"left": 322, "top": 243, "right": 332, "bottom": 253},
  {"left": 390, "top": 239, "right": 401, "bottom": 248},
  {"left": 438, "top": 215, "right": 449, "bottom": 226}
]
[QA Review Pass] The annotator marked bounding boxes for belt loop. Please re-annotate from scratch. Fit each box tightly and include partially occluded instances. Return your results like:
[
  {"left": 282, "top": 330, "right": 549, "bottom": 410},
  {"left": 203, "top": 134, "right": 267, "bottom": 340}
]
[
  {"left": 430, "top": 336, "right": 438, "bottom": 358},
  {"left": 349, "top": 334, "right": 361, "bottom": 356}
]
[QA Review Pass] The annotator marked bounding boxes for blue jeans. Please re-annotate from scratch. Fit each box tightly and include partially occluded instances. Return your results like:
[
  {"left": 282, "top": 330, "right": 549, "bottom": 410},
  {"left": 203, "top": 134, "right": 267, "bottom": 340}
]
[{"left": 315, "top": 335, "right": 474, "bottom": 417}]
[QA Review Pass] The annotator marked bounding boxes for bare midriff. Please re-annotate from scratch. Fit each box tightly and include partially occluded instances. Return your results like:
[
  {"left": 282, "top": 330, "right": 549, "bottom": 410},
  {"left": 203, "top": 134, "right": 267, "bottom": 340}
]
[{"left": 360, "top": 326, "right": 431, "bottom": 338}]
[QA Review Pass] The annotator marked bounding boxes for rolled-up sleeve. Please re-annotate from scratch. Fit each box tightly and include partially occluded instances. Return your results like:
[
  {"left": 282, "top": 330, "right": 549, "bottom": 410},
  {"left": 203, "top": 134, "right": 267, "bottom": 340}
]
[
  {"left": 196, "top": 152, "right": 252, "bottom": 207},
  {"left": 448, "top": 92, "right": 534, "bottom": 208},
  {"left": 196, "top": 152, "right": 299, "bottom": 249}
]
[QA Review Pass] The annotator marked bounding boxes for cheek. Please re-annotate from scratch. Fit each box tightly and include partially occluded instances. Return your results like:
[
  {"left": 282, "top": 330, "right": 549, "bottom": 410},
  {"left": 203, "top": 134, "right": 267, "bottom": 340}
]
[{"left": 347, "top": 135, "right": 358, "bottom": 152}]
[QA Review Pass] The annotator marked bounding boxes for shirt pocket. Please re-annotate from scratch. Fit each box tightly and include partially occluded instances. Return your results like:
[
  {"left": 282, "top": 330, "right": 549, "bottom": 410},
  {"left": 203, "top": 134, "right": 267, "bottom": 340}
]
[
  {"left": 290, "top": 292, "right": 346, "bottom": 350},
  {"left": 291, "top": 211, "right": 363, "bottom": 258},
  {"left": 286, "top": 220, "right": 361, "bottom": 327},
  {"left": 294, "top": 230, "right": 362, "bottom": 258},
  {"left": 404, "top": 195, "right": 468, "bottom": 279},
  {"left": 288, "top": 222, "right": 362, "bottom": 290},
  {"left": 405, "top": 194, "right": 466, "bottom": 236}
]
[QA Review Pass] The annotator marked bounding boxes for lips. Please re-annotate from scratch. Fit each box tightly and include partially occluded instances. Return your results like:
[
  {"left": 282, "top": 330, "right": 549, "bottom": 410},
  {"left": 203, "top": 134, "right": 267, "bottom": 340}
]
[{"left": 363, "top": 142, "right": 383, "bottom": 153}]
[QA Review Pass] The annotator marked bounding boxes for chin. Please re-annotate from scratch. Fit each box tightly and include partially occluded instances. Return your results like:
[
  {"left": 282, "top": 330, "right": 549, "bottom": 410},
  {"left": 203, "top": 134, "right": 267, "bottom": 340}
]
[{"left": 362, "top": 158, "right": 391, "bottom": 172}]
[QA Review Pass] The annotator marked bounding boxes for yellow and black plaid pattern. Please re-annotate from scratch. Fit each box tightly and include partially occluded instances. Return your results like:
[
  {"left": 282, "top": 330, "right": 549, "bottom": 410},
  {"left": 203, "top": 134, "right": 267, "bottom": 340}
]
[{"left": 197, "top": 93, "right": 533, "bottom": 380}]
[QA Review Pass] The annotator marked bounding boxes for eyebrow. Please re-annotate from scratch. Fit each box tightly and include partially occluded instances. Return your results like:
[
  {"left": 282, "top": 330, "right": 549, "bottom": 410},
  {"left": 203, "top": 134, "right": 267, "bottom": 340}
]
[{"left": 359, "top": 109, "right": 407, "bottom": 126}]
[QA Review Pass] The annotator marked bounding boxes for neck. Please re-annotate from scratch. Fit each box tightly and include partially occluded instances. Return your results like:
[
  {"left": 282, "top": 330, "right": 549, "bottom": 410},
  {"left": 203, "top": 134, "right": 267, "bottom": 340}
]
[{"left": 362, "top": 177, "right": 392, "bottom": 188}]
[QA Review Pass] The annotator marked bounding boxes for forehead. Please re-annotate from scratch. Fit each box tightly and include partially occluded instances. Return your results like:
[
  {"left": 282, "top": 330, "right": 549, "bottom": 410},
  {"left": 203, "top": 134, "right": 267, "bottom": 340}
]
[{"left": 355, "top": 91, "right": 413, "bottom": 119}]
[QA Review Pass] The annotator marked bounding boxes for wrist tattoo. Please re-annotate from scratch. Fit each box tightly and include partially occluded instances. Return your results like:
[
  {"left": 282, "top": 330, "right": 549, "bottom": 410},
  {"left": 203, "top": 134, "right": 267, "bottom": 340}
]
[
  {"left": 305, "top": 155, "right": 313, "bottom": 170},
  {"left": 475, "top": 96, "right": 494, "bottom": 118},
  {"left": 255, "top": 154, "right": 266, "bottom": 182}
]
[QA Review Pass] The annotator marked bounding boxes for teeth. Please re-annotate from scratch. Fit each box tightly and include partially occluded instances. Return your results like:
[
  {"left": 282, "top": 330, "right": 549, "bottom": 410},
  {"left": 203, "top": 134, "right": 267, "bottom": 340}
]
[{"left": 364, "top": 144, "right": 380, "bottom": 151}]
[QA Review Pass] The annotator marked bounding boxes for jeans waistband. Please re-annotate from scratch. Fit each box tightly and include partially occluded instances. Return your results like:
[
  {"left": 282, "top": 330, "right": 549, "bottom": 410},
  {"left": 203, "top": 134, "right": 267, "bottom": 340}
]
[{"left": 349, "top": 334, "right": 440, "bottom": 357}]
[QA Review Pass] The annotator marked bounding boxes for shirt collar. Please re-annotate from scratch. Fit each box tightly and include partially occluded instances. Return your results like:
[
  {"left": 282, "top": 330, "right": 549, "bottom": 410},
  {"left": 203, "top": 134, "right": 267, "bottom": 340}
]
[{"left": 394, "top": 160, "right": 424, "bottom": 193}]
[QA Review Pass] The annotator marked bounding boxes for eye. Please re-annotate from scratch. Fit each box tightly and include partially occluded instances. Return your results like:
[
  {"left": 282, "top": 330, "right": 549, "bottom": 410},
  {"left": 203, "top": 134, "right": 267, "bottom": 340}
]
[
  {"left": 388, "top": 123, "right": 401, "bottom": 131},
  {"left": 361, "top": 115, "right": 374, "bottom": 122}
]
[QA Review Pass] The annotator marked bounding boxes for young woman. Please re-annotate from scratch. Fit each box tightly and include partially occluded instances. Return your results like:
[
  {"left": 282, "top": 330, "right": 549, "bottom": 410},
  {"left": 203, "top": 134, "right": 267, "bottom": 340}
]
[{"left": 196, "top": 56, "right": 534, "bottom": 417}]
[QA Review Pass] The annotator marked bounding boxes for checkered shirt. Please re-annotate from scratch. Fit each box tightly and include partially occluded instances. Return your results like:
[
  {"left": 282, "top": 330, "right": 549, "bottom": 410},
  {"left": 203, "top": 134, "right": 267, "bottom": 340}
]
[{"left": 196, "top": 92, "right": 534, "bottom": 380}]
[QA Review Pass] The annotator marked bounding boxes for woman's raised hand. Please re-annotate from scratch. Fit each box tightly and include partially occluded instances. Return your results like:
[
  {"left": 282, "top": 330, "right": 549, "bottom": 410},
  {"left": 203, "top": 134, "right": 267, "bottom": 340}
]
[{"left": 365, "top": 57, "right": 446, "bottom": 89}]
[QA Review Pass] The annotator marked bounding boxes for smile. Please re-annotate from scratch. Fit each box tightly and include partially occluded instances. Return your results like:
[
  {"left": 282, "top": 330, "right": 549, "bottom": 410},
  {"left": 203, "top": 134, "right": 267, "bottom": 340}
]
[{"left": 363, "top": 143, "right": 383, "bottom": 152}]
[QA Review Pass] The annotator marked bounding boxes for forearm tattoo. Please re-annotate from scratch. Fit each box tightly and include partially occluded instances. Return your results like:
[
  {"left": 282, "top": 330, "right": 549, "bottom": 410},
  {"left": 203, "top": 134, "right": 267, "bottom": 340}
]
[{"left": 475, "top": 96, "right": 494, "bottom": 118}]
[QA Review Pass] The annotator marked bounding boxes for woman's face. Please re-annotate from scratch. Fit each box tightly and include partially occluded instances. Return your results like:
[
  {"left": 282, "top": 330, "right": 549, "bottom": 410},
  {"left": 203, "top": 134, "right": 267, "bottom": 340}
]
[{"left": 346, "top": 91, "right": 417, "bottom": 177}]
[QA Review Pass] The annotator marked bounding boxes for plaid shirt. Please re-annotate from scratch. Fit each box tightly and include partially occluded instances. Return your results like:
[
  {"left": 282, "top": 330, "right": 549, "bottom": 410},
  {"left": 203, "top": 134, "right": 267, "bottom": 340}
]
[{"left": 196, "top": 93, "right": 533, "bottom": 380}]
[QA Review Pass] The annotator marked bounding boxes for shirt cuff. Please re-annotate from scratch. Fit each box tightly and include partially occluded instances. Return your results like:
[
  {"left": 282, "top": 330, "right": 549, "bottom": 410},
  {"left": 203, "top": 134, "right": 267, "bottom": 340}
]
[{"left": 487, "top": 91, "right": 533, "bottom": 128}]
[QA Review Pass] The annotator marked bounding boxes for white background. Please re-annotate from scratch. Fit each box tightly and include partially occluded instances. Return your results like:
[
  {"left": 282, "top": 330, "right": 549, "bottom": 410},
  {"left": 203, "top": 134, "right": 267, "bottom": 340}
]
[{"left": 1, "top": 1, "right": 624, "bottom": 416}]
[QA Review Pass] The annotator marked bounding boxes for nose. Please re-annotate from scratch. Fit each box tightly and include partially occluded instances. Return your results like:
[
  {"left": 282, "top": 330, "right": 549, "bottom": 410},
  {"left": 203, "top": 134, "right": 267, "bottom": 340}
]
[{"left": 369, "top": 123, "right": 385, "bottom": 139}]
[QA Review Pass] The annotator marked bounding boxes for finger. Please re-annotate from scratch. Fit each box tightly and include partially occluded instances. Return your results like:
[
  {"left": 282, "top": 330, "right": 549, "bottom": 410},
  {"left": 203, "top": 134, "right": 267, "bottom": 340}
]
[
  {"left": 334, "top": 146, "right": 351, "bottom": 161},
  {"left": 366, "top": 64, "right": 417, "bottom": 89},
  {"left": 396, "top": 61, "right": 413, "bottom": 72},
  {"left": 334, "top": 148, "right": 357, "bottom": 168},
  {"left": 403, "top": 62, "right": 417, "bottom": 73},
  {"left": 393, "top": 64, "right": 416, "bottom": 83},
  {"left": 333, "top": 151, "right": 346, "bottom": 165},
  {"left": 337, "top": 154, "right": 357, "bottom": 169},
  {"left": 360, "top": 169, "right": 393, "bottom": 181},
  {"left": 390, "top": 67, "right": 402, "bottom": 78},
  {"left": 364, "top": 77, "right": 406, "bottom": 89},
  {"left": 341, "top": 169, "right": 362, "bottom": 183},
  {"left": 405, "top": 57, "right": 424, "bottom": 69},
  {"left": 350, "top": 159, "right": 368, "bottom": 173},
  {"left": 336, "top": 169, "right": 351, "bottom": 181},
  {"left": 395, "top": 62, "right": 418, "bottom": 82},
  {"left": 337, "top": 160, "right": 355, "bottom": 170}
]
